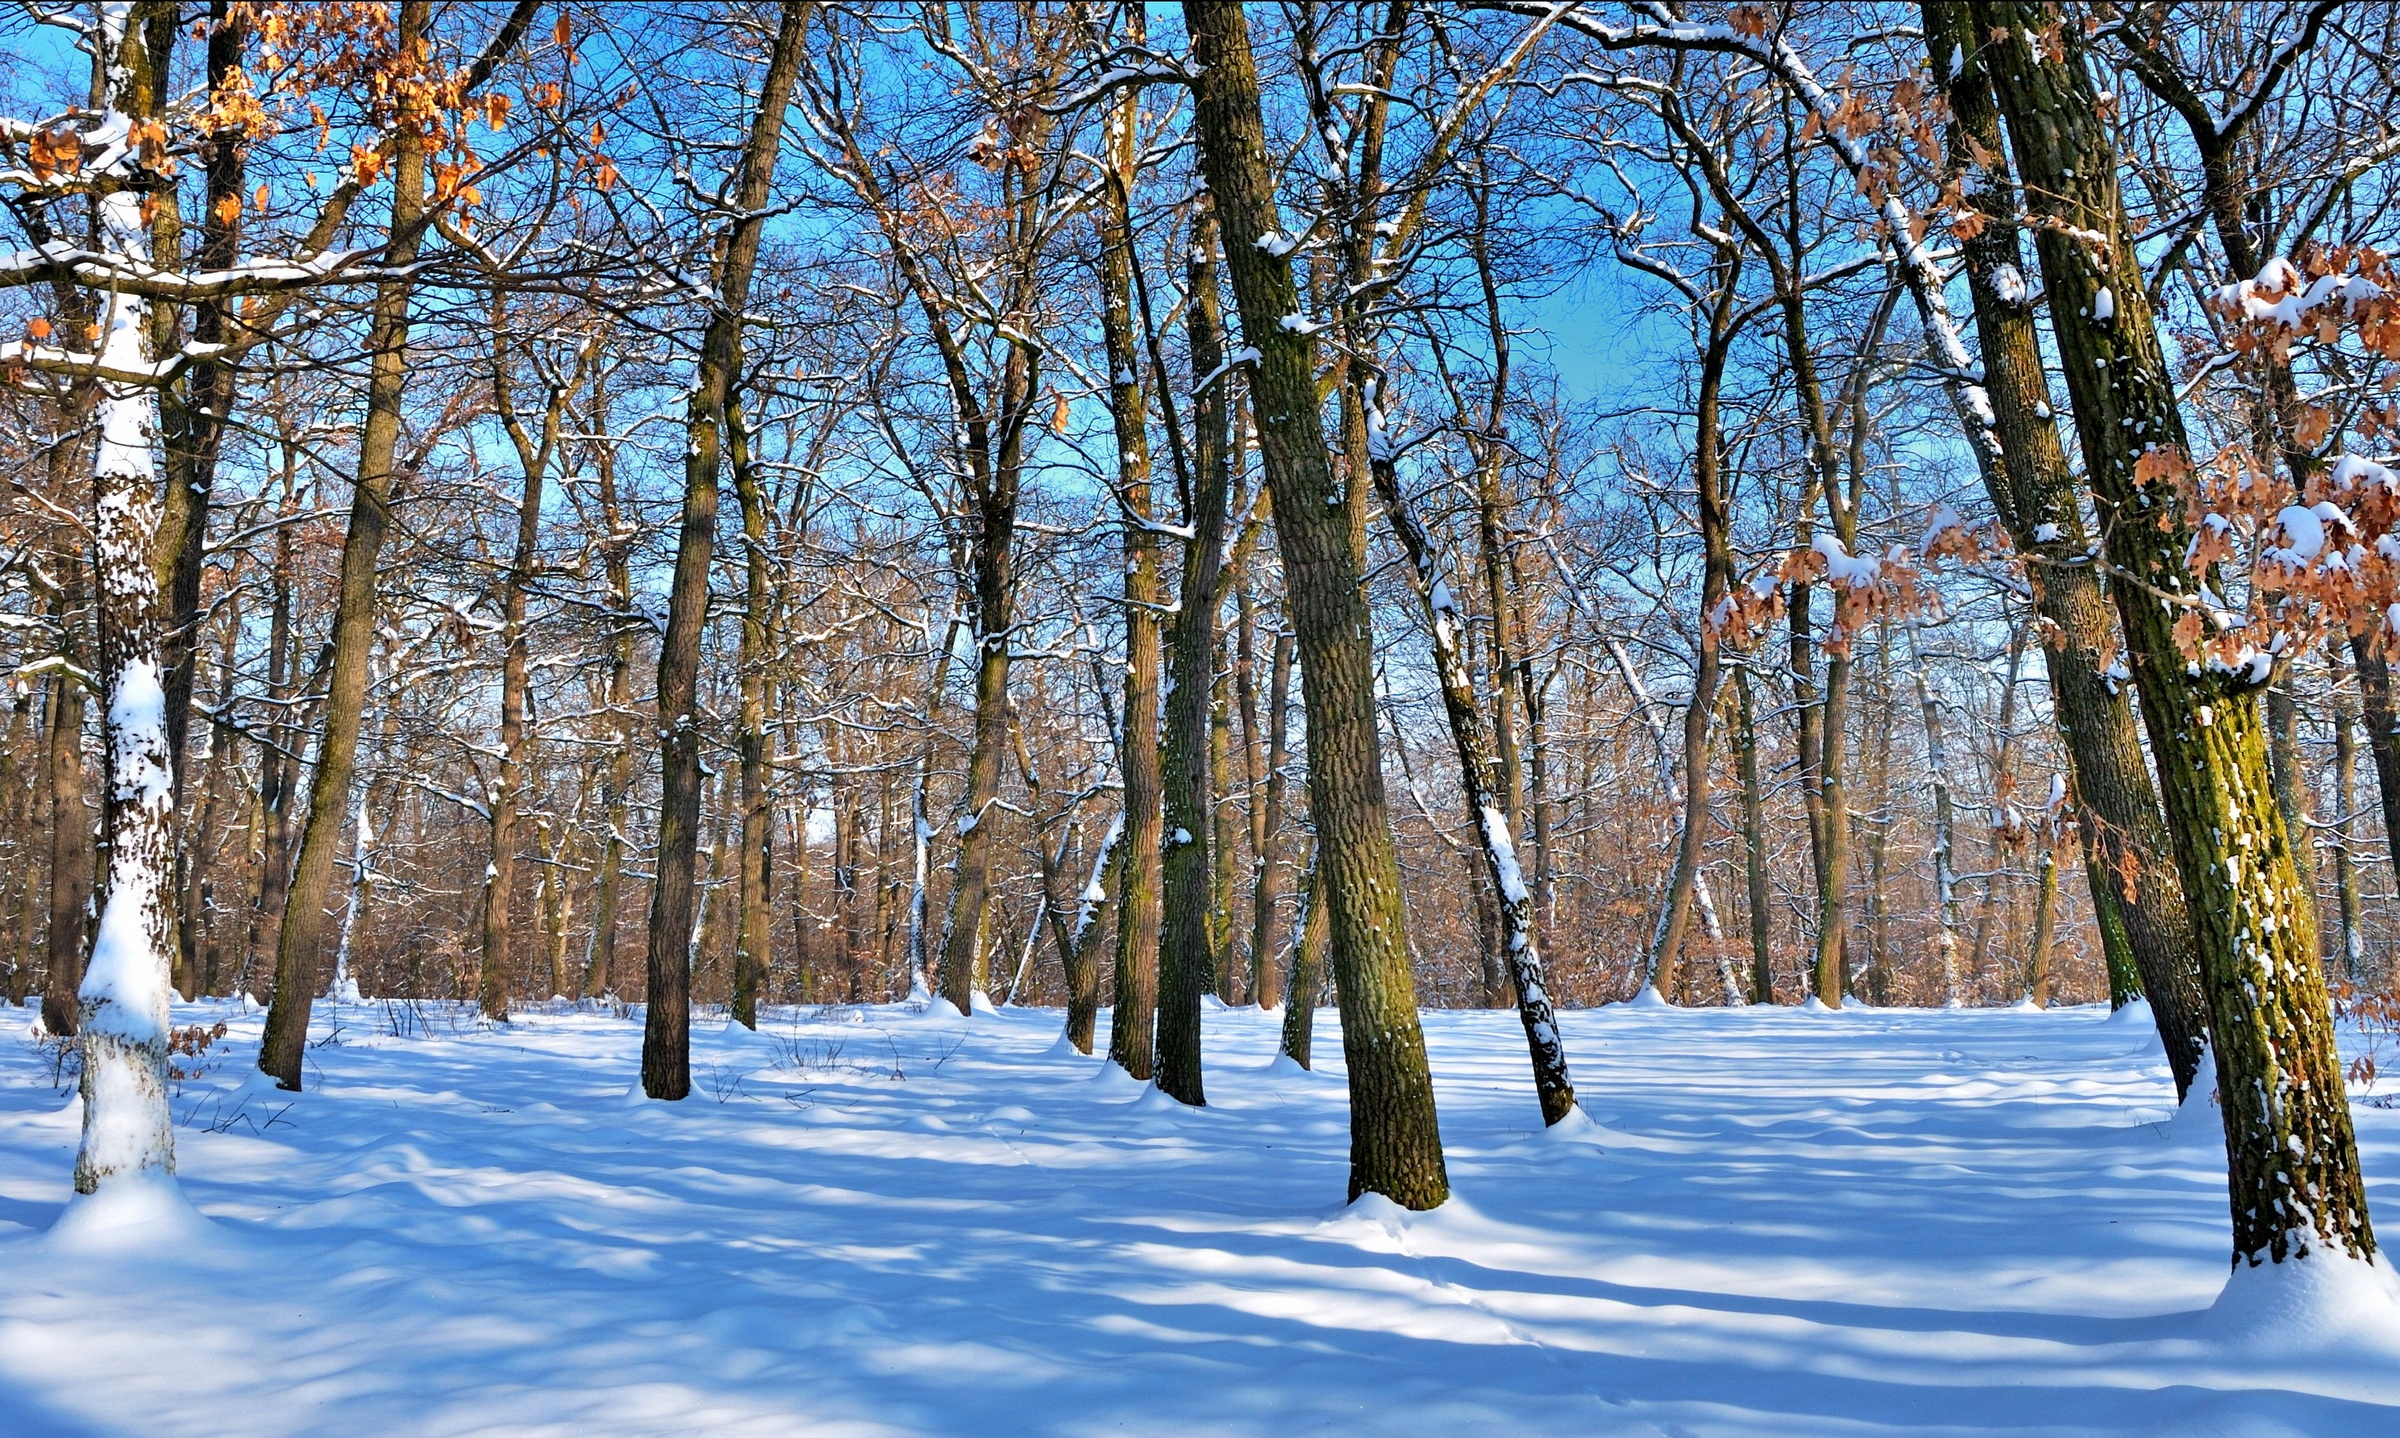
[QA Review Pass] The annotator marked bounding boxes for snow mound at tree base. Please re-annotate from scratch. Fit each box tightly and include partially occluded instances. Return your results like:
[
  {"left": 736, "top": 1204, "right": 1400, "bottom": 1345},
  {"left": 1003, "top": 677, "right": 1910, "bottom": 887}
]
[
  {"left": 2203, "top": 1250, "right": 2400, "bottom": 1371},
  {"left": 42, "top": 1171, "right": 214, "bottom": 1256}
]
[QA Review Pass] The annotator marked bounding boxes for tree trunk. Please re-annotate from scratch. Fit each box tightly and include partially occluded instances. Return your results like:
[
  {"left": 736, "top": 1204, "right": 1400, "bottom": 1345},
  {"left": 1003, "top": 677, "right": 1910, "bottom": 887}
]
[
  {"left": 728, "top": 391, "right": 776, "bottom": 1028},
  {"left": 477, "top": 305, "right": 564, "bottom": 1024},
  {"left": 2026, "top": 838, "right": 2058, "bottom": 1007},
  {"left": 1096, "top": 102, "right": 1165, "bottom": 1079},
  {"left": 2334, "top": 691, "right": 2367, "bottom": 982},
  {"left": 1925, "top": 1, "right": 2212, "bottom": 1092},
  {"left": 1280, "top": 847, "right": 1327, "bottom": 1070},
  {"left": 1910, "top": 623, "right": 1966, "bottom": 1005},
  {"left": 580, "top": 395, "right": 636, "bottom": 1003},
  {"left": 1734, "top": 666, "right": 1774, "bottom": 1003},
  {"left": 42, "top": 656, "right": 92, "bottom": 1039},
  {"left": 1650, "top": 238, "right": 1743, "bottom": 1000},
  {"left": 1975, "top": 0, "right": 2372, "bottom": 1266},
  {"left": 259, "top": 0, "right": 434, "bottom": 1088},
  {"left": 72, "top": 5, "right": 180, "bottom": 1195},
  {"left": 641, "top": 0, "right": 809, "bottom": 1099},
  {"left": 1063, "top": 813, "right": 1123, "bottom": 1054},
  {"left": 1246, "top": 628, "right": 1296, "bottom": 1010},
  {"left": 1156, "top": 195, "right": 1235, "bottom": 1105},
  {"left": 1187, "top": 0, "right": 1447, "bottom": 1205}
]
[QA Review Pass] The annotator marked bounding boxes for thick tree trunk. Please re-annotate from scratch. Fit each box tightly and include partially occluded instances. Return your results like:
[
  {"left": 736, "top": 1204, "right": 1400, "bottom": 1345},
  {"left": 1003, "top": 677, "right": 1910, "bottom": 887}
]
[
  {"left": 643, "top": 0, "right": 809, "bottom": 1099},
  {"left": 72, "top": 5, "right": 179, "bottom": 1195},
  {"left": 1924, "top": 2, "right": 2211, "bottom": 1092},
  {"left": 1187, "top": 0, "right": 1447, "bottom": 1205},
  {"left": 1976, "top": 0, "right": 2372, "bottom": 1266}
]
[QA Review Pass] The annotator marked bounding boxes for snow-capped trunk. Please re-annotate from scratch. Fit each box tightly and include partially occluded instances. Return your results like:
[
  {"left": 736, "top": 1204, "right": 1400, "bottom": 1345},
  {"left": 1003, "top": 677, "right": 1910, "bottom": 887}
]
[{"left": 75, "top": 12, "right": 176, "bottom": 1194}]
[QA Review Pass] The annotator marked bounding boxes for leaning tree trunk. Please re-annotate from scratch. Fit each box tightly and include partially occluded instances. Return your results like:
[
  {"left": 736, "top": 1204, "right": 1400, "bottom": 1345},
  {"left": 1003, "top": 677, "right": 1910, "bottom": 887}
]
[
  {"left": 642, "top": 0, "right": 810, "bottom": 1099},
  {"left": 1187, "top": 0, "right": 1447, "bottom": 1207},
  {"left": 258, "top": 1, "right": 435, "bottom": 1089},
  {"left": 1975, "top": 0, "right": 2372, "bottom": 1267},
  {"left": 1357, "top": 389, "right": 1576, "bottom": 1125},
  {"left": 1062, "top": 813, "right": 1124, "bottom": 1054},
  {"left": 1918, "top": 0, "right": 2212, "bottom": 1093},
  {"left": 1280, "top": 847, "right": 1328, "bottom": 1070},
  {"left": 1155, "top": 196, "right": 1236, "bottom": 1106}
]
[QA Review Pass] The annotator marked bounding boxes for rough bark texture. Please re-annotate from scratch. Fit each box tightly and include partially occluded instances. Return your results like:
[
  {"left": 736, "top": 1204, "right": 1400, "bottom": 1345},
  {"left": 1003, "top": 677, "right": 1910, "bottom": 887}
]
[
  {"left": 643, "top": 0, "right": 809, "bottom": 1100},
  {"left": 1925, "top": 2, "right": 2211, "bottom": 1093},
  {"left": 1976, "top": 0, "right": 2372, "bottom": 1266},
  {"left": 1187, "top": 0, "right": 1447, "bottom": 1208}
]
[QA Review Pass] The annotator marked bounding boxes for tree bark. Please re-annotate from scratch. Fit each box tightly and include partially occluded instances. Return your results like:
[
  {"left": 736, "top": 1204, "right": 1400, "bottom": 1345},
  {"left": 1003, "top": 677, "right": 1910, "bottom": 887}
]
[
  {"left": 1156, "top": 196, "right": 1235, "bottom": 1104},
  {"left": 1280, "top": 847, "right": 1327, "bottom": 1070},
  {"left": 728, "top": 390, "right": 776, "bottom": 1028},
  {"left": 642, "top": 0, "right": 810, "bottom": 1099},
  {"left": 1975, "top": 0, "right": 2373, "bottom": 1266},
  {"left": 256, "top": 0, "right": 428, "bottom": 1086},
  {"left": 41, "top": 650, "right": 92, "bottom": 1039},
  {"left": 1925, "top": 2, "right": 2212, "bottom": 1091},
  {"left": 1246, "top": 627, "right": 1296, "bottom": 1009},
  {"left": 1187, "top": 0, "right": 1447, "bottom": 1205},
  {"left": 1734, "top": 666, "right": 1774, "bottom": 1003}
]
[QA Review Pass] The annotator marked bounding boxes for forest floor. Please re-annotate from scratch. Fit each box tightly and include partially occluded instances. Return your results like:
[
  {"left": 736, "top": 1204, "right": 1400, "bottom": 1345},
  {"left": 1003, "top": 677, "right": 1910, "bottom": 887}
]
[{"left": 1, "top": 994, "right": 2397, "bottom": 1436}]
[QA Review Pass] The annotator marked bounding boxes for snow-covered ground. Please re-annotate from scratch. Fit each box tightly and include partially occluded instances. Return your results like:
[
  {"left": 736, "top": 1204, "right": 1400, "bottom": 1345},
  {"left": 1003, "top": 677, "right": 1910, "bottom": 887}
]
[{"left": 2, "top": 996, "right": 2396, "bottom": 1436}]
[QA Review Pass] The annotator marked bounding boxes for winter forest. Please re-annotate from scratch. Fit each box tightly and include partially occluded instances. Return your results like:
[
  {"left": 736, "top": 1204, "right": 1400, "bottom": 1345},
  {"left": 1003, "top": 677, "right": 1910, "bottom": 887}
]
[{"left": 3, "top": 0, "right": 2400, "bottom": 1432}]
